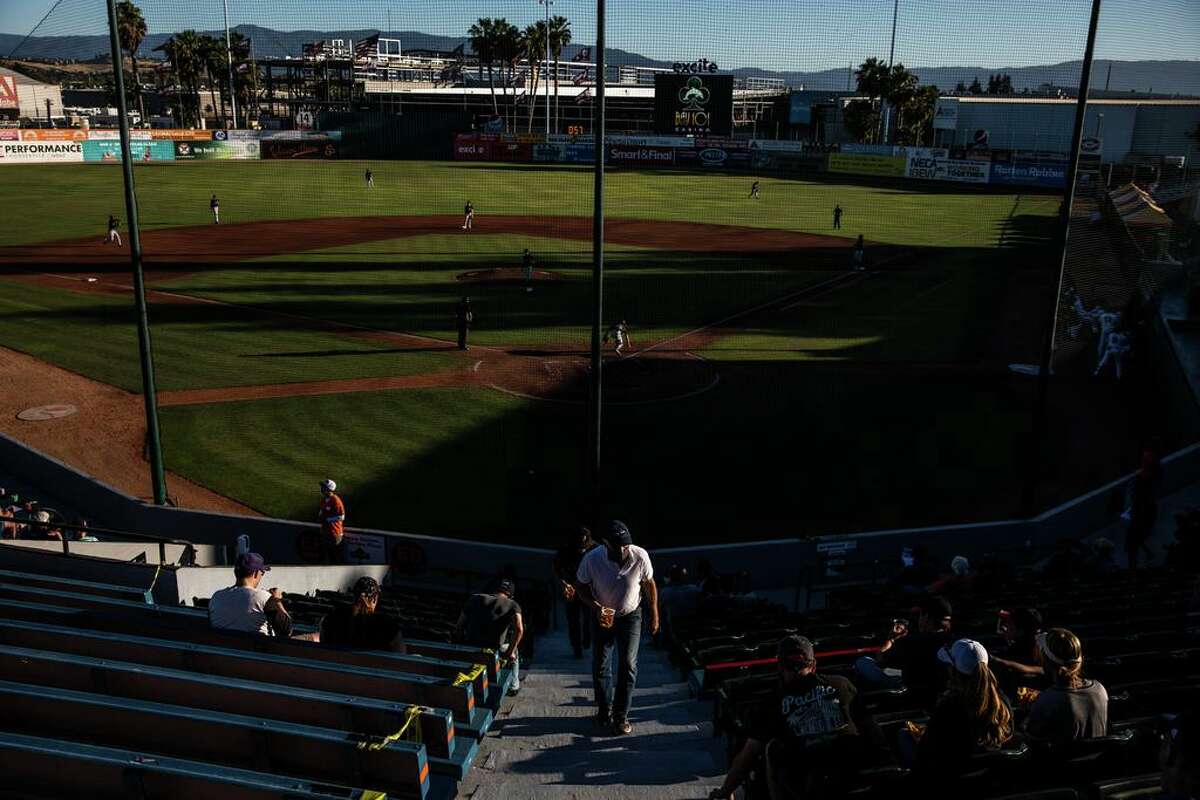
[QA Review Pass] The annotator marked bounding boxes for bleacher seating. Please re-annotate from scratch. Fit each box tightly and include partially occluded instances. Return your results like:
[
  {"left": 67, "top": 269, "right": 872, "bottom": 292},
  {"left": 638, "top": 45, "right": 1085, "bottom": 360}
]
[
  {"left": 665, "top": 565, "right": 1196, "bottom": 799},
  {"left": 0, "top": 562, "right": 524, "bottom": 799}
]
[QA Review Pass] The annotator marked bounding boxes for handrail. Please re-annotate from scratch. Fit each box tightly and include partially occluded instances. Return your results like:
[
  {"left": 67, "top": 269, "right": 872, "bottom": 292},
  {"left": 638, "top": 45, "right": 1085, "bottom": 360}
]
[{"left": 1, "top": 517, "right": 196, "bottom": 566}]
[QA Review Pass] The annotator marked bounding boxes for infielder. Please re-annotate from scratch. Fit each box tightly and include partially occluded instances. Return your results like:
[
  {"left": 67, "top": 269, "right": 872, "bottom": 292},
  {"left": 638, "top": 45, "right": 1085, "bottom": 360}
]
[
  {"left": 103, "top": 215, "right": 122, "bottom": 246},
  {"left": 365, "top": 168, "right": 374, "bottom": 188},
  {"left": 210, "top": 193, "right": 220, "bottom": 225},
  {"left": 462, "top": 201, "right": 475, "bottom": 231},
  {"left": 851, "top": 234, "right": 865, "bottom": 271},
  {"left": 749, "top": 180, "right": 760, "bottom": 200},
  {"left": 522, "top": 248, "right": 536, "bottom": 289},
  {"left": 603, "top": 320, "right": 630, "bottom": 357},
  {"left": 1094, "top": 330, "right": 1130, "bottom": 379},
  {"left": 456, "top": 296, "right": 474, "bottom": 350}
]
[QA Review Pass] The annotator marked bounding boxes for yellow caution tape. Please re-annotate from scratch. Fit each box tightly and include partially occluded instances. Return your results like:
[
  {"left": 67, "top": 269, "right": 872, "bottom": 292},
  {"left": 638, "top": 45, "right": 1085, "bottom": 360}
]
[
  {"left": 359, "top": 792, "right": 387, "bottom": 800},
  {"left": 356, "top": 705, "right": 427, "bottom": 751},
  {"left": 452, "top": 663, "right": 487, "bottom": 687}
]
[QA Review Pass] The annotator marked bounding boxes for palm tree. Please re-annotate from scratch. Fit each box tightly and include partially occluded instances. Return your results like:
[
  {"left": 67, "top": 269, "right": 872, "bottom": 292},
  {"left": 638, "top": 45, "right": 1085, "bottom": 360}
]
[
  {"left": 162, "top": 30, "right": 204, "bottom": 126},
  {"left": 493, "top": 19, "right": 522, "bottom": 132},
  {"left": 228, "top": 33, "right": 256, "bottom": 124},
  {"left": 198, "top": 34, "right": 225, "bottom": 125},
  {"left": 468, "top": 18, "right": 499, "bottom": 116},
  {"left": 115, "top": 1, "right": 147, "bottom": 121},
  {"left": 548, "top": 16, "right": 571, "bottom": 133},
  {"left": 523, "top": 21, "right": 546, "bottom": 132}
]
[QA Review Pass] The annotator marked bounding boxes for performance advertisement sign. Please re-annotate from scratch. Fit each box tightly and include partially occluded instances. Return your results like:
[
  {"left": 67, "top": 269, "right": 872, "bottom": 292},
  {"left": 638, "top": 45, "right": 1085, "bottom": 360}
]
[
  {"left": 933, "top": 98, "right": 959, "bottom": 130},
  {"left": 82, "top": 139, "right": 175, "bottom": 162},
  {"left": 0, "top": 140, "right": 83, "bottom": 163},
  {"left": 608, "top": 144, "right": 676, "bottom": 167},
  {"left": 828, "top": 152, "right": 906, "bottom": 177},
  {"left": 654, "top": 73, "right": 733, "bottom": 137}
]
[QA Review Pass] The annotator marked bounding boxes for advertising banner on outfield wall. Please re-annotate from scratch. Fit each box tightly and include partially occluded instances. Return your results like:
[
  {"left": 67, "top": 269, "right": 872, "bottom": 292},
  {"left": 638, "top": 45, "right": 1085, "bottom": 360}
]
[
  {"left": 989, "top": 161, "right": 1067, "bottom": 188},
  {"left": 174, "top": 139, "right": 260, "bottom": 160},
  {"left": 828, "top": 152, "right": 906, "bottom": 177},
  {"left": 261, "top": 138, "right": 338, "bottom": 159},
  {"left": 453, "top": 134, "right": 492, "bottom": 161},
  {"left": 937, "top": 158, "right": 990, "bottom": 183},
  {"left": 608, "top": 144, "right": 676, "bottom": 167},
  {"left": 82, "top": 139, "right": 175, "bottom": 162},
  {"left": 0, "top": 140, "right": 83, "bottom": 163},
  {"left": 533, "top": 143, "right": 565, "bottom": 163},
  {"left": 20, "top": 128, "right": 89, "bottom": 141},
  {"left": 563, "top": 143, "right": 595, "bottom": 164},
  {"left": 904, "top": 147, "right": 949, "bottom": 180},
  {"left": 491, "top": 141, "right": 533, "bottom": 163},
  {"left": 840, "top": 143, "right": 896, "bottom": 156},
  {"left": 676, "top": 146, "right": 751, "bottom": 169},
  {"left": 0, "top": 130, "right": 20, "bottom": 141},
  {"left": 751, "top": 150, "right": 825, "bottom": 172},
  {"left": 933, "top": 98, "right": 959, "bottom": 130}
]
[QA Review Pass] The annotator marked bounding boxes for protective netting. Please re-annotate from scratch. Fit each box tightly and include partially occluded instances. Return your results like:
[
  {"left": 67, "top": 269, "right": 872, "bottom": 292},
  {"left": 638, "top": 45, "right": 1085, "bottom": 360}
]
[{"left": 0, "top": 0, "right": 1197, "bottom": 546}]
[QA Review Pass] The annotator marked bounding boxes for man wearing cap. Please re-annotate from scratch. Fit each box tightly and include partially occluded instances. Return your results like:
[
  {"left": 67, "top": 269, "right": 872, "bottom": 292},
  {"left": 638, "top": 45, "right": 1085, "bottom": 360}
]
[
  {"left": 208, "top": 552, "right": 293, "bottom": 637},
  {"left": 710, "top": 635, "right": 869, "bottom": 800},
  {"left": 317, "top": 479, "right": 346, "bottom": 564},
  {"left": 457, "top": 579, "right": 525, "bottom": 695},
  {"left": 575, "top": 520, "right": 659, "bottom": 735},
  {"left": 856, "top": 595, "right": 954, "bottom": 706}
]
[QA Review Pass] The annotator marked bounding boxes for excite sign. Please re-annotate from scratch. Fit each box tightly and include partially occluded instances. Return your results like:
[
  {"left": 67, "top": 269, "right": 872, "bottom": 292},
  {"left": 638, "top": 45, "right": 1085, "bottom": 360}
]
[{"left": 673, "top": 58, "right": 719, "bottom": 74}]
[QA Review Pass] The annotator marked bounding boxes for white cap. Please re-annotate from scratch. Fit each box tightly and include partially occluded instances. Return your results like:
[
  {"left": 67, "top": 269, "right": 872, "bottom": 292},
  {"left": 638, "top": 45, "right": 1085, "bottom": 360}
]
[
  {"left": 938, "top": 638, "right": 988, "bottom": 675},
  {"left": 321, "top": 479, "right": 337, "bottom": 492}
]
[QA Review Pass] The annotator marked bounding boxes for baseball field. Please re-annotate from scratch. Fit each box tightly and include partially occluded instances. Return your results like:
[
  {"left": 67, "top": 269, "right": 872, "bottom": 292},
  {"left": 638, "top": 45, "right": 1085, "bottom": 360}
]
[{"left": 0, "top": 158, "right": 1110, "bottom": 547}]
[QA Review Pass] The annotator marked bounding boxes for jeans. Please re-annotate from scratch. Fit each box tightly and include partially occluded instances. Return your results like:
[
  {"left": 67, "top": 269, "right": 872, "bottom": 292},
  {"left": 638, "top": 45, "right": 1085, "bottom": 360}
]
[
  {"left": 500, "top": 642, "right": 520, "bottom": 691},
  {"left": 565, "top": 598, "right": 591, "bottom": 655},
  {"left": 855, "top": 655, "right": 903, "bottom": 688},
  {"left": 592, "top": 607, "right": 642, "bottom": 719}
]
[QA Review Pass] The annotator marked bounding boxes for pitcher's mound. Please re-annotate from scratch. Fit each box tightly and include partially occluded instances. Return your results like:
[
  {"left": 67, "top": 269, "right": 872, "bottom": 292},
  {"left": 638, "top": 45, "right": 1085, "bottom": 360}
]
[{"left": 457, "top": 267, "right": 565, "bottom": 285}]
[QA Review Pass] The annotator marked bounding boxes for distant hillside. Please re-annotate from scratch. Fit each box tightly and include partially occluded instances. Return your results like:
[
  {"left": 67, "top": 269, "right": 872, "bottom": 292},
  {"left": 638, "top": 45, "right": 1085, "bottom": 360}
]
[{"left": 2, "top": 25, "right": 1197, "bottom": 96}]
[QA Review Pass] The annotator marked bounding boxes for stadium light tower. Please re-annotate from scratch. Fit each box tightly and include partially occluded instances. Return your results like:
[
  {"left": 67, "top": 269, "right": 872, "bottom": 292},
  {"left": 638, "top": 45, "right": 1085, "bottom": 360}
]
[
  {"left": 589, "top": 0, "right": 607, "bottom": 496},
  {"left": 223, "top": 0, "right": 239, "bottom": 128},
  {"left": 539, "top": 0, "right": 553, "bottom": 135}
]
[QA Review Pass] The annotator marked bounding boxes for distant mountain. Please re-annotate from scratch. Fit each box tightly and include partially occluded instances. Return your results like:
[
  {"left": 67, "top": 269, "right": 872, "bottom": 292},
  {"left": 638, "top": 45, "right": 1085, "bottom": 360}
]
[{"left": 2, "top": 24, "right": 1197, "bottom": 96}]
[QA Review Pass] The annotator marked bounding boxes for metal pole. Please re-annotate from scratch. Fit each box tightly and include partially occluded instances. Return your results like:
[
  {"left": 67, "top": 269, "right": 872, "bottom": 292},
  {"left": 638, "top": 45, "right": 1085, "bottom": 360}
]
[
  {"left": 588, "top": 0, "right": 606, "bottom": 495},
  {"left": 1022, "top": 0, "right": 1103, "bottom": 518},
  {"left": 541, "top": 0, "right": 552, "bottom": 135},
  {"left": 106, "top": 0, "right": 168, "bottom": 505},
  {"left": 223, "top": 0, "right": 239, "bottom": 127},
  {"left": 881, "top": 0, "right": 898, "bottom": 143}
]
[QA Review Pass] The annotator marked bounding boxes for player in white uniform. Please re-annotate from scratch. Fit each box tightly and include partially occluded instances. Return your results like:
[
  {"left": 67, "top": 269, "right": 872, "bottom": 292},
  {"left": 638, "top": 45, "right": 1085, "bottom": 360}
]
[
  {"left": 103, "top": 214, "right": 122, "bottom": 246},
  {"left": 1094, "top": 330, "right": 1130, "bottom": 379},
  {"left": 210, "top": 193, "right": 220, "bottom": 225},
  {"left": 462, "top": 201, "right": 475, "bottom": 231},
  {"left": 603, "top": 320, "right": 629, "bottom": 357}
]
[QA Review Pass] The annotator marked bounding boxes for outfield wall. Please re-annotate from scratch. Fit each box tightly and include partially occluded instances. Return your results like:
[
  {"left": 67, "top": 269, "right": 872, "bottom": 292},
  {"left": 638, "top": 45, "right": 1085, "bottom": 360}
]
[{"left": 0, "top": 128, "right": 338, "bottom": 164}]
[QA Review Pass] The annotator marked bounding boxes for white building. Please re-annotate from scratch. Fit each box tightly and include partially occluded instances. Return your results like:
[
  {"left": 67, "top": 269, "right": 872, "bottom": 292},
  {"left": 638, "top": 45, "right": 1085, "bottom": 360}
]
[{"left": 0, "top": 66, "right": 65, "bottom": 124}]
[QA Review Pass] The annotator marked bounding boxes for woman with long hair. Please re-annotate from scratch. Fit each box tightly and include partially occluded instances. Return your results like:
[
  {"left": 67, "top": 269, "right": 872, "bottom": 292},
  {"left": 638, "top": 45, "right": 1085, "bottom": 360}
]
[
  {"left": 1024, "top": 627, "right": 1108, "bottom": 744},
  {"left": 901, "top": 639, "right": 1013, "bottom": 772},
  {"left": 319, "top": 576, "right": 406, "bottom": 653}
]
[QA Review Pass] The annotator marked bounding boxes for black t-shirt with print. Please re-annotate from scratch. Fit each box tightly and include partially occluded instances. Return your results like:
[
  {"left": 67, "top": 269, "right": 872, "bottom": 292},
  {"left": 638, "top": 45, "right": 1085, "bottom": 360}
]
[{"left": 750, "top": 673, "right": 859, "bottom": 749}]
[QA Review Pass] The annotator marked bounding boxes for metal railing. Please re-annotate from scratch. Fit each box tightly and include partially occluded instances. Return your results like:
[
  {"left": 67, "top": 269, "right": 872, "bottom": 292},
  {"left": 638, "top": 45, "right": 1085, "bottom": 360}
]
[{"left": 1, "top": 517, "right": 197, "bottom": 566}]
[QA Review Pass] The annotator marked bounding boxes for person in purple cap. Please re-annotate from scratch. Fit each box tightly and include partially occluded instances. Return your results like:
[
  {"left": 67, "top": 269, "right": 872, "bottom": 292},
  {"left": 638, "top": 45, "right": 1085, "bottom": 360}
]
[
  {"left": 207, "top": 552, "right": 293, "bottom": 637},
  {"left": 575, "top": 520, "right": 658, "bottom": 735}
]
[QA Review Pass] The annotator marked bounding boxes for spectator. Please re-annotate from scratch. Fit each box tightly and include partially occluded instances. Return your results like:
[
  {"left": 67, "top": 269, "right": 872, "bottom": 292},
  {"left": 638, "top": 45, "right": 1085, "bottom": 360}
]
[
  {"left": 1024, "top": 627, "right": 1108, "bottom": 745},
  {"left": 899, "top": 639, "right": 1013, "bottom": 773},
  {"left": 708, "top": 636, "right": 871, "bottom": 800},
  {"left": 929, "top": 555, "right": 973, "bottom": 596},
  {"left": 893, "top": 545, "right": 938, "bottom": 594},
  {"left": 30, "top": 510, "right": 62, "bottom": 541},
  {"left": 73, "top": 518, "right": 98, "bottom": 542},
  {"left": 554, "top": 526, "right": 599, "bottom": 658},
  {"left": 1085, "top": 538, "right": 1120, "bottom": 577},
  {"left": 1161, "top": 710, "right": 1200, "bottom": 800},
  {"left": 1125, "top": 445, "right": 1162, "bottom": 568},
  {"left": 457, "top": 578, "right": 524, "bottom": 695},
  {"left": 0, "top": 502, "right": 15, "bottom": 540},
  {"left": 319, "top": 576, "right": 406, "bottom": 653},
  {"left": 856, "top": 595, "right": 954, "bottom": 705},
  {"left": 317, "top": 478, "right": 346, "bottom": 564},
  {"left": 990, "top": 607, "right": 1045, "bottom": 695},
  {"left": 207, "top": 552, "right": 292, "bottom": 637},
  {"left": 576, "top": 520, "right": 659, "bottom": 735}
]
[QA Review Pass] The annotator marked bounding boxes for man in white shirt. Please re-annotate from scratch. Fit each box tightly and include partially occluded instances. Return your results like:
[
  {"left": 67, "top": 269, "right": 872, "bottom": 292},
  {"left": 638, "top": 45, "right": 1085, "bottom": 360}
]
[
  {"left": 575, "top": 520, "right": 659, "bottom": 735},
  {"left": 208, "top": 552, "right": 292, "bottom": 637}
]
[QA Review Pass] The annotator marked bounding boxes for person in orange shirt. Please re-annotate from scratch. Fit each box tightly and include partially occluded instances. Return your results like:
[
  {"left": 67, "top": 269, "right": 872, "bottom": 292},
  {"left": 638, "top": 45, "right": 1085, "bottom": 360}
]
[{"left": 317, "top": 479, "right": 346, "bottom": 564}]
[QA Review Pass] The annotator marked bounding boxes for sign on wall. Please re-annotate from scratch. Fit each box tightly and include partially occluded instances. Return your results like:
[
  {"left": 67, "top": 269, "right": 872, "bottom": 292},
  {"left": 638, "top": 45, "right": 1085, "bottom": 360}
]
[
  {"left": 933, "top": 98, "right": 958, "bottom": 130},
  {"left": 0, "top": 140, "right": 83, "bottom": 163},
  {"left": 654, "top": 73, "right": 733, "bottom": 137},
  {"left": 827, "top": 152, "right": 906, "bottom": 177},
  {"left": 0, "top": 75, "right": 18, "bottom": 110}
]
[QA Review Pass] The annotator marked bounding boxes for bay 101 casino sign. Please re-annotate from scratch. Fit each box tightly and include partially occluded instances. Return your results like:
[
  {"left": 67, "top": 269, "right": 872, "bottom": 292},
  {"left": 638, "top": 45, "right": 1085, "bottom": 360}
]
[{"left": 654, "top": 74, "right": 733, "bottom": 137}]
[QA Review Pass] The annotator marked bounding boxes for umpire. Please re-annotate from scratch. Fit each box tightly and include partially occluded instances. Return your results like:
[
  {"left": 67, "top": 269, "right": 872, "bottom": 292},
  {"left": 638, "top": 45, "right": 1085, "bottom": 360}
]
[{"left": 455, "top": 296, "right": 473, "bottom": 350}]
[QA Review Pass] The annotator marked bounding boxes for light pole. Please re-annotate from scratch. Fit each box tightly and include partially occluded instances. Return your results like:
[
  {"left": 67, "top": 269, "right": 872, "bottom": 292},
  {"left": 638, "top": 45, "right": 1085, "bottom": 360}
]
[
  {"left": 880, "top": 0, "right": 899, "bottom": 143},
  {"left": 223, "top": 0, "right": 239, "bottom": 128},
  {"left": 538, "top": 0, "right": 553, "bottom": 136}
]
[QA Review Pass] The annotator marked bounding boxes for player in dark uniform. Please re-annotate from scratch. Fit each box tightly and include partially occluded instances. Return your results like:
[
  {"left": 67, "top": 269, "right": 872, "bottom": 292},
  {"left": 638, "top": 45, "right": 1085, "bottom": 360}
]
[
  {"left": 365, "top": 168, "right": 374, "bottom": 188},
  {"left": 749, "top": 180, "right": 760, "bottom": 199},
  {"left": 833, "top": 204, "right": 843, "bottom": 229},
  {"left": 455, "top": 296, "right": 474, "bottom": 350},
  {"left": 210, "top": 193, "right": 220, "bottom": 224},
  {"left": 852, "top": 234, "right": 865, "bottom": 271},
  {"left": 522, "top": 248, "right": 536, "bottom": 292}
]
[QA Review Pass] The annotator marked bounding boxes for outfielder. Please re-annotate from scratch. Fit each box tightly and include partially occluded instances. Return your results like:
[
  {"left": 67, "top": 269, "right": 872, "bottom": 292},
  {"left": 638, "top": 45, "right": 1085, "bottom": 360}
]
[
  {"left": 210, "top": 193, "right": 220, "bottom": 225},
  {"left": 749, "top": 180, "right": 760, "bottom": 199},
  {"left": 365, "top": 168, "right": 374, "bottom": 188},
  {"left": 522, "top": 248, "right": 536, "bottom": 289},
  {"left": 462, "top": 201, "right": 475, "bottom": 231},
  {"left": 603, "top": 320, "right": 630, "bottom": 357},
  {"left": 103, "top": 214, "right": 122, "bottom": 246},
  {"left": 833, "top": 204, "right": 843, "bottom": 229}
]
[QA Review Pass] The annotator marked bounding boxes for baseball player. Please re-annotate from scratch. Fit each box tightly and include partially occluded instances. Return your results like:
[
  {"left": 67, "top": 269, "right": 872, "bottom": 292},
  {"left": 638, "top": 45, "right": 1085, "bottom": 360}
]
[
  {"left": 103, "top": 214, "right": 122, "bottom": 246},
  {"left": 602, "top": 320, "right": 630, "bottom": 357},
  {"left": 1094, "top": 330, "right": 1130, "bottom": 379},
  {"left": 365, "top": 168, "right": 374, "bottom": 188},
  {"left": 749, "top": 180, "right": 760, "bottom": 200},
  {"left": 210, "top": 193, "right": 220, "bottom": 225},
  {"left": 851, "top": 234, "right": 865, "bottom": 271},
  {"left": 833, "top": 204, "right": 843, "bottom": 229},
  {"left": 456, "top": 296, "right": 474, "bottom": 350},
  {"left": 462, "top": 201, "right": 475, "bottom": 231},
  {"left": 522, "top": 248, "right": 536, "bottom": 291}
]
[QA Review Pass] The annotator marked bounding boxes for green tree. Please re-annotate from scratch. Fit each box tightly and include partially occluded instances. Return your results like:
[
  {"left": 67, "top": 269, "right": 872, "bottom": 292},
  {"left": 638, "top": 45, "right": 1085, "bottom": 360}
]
[
  {"left": 468, "top": 18, "right": 500, "bottom": 116},
  {"left": 548, "top": 15, "right": 571, "bottom": 133},
  {"left": 493, "top": 19, "right": 522, "bottom": 132},
  {"left": 115, "top": 1, "right": 147, "bottom": 120},
  {"left": 955, "top": 80, "right": 966, "bottom": 93},
  {"left": 523, "top": 21, "right": 546, "bottom": 131},
  {"left": 968, "top": 76, "right": 983, "bottom": 94},
  {"left": 842, "top": 98, "right": 879, "bottom": 144},
  {"left": 198, "top": 34, "right": 224, "bottom": 124},
  {"left": 161, "top": 30, "right": 204, "bottom": 126}
]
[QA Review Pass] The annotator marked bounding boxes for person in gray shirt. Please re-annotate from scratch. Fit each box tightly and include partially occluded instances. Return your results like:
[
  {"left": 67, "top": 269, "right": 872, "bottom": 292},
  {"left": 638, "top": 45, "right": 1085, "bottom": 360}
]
[{"left": 1024, "top": 627, "right": 1108, "bottom": 745}]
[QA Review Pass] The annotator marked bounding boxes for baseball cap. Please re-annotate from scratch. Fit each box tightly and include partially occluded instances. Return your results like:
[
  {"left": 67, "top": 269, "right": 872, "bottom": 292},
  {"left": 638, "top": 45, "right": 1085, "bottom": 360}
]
[
  {"left": 938, "top": 638, "right": 989, "bottom": 675},
  {"left": 777, "top": 635, "right": 815, "bottom": 667},
  {"left": 917, "top": 595, "right": 953, "bottom": 622},
  {"left": 234, "top": 552, "right": 270, "bottom": 576},
  {"left": 604, "top": 520, "right": 633, "bottom": 546},
  {"left": 497, "top": 579, "right": 516, "bottom": 596},
  {"left": 351, "top": 576, "right": 380, "bottom": 598},
  {"left": 321, "top": 479, "right": 337, "bottom": 492}
]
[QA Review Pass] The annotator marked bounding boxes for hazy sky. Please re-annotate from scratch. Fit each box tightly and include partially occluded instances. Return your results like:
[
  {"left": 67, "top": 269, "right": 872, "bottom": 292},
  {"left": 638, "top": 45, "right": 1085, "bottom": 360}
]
[{"left": 2, "top": 0, "right": 1197, "bottom": 71}]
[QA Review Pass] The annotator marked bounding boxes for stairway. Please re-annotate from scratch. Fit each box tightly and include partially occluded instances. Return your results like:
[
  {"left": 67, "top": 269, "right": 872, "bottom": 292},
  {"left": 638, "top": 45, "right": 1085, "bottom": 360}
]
[{"left": 460, "top": 628, "right": 727, "bottom": 799}]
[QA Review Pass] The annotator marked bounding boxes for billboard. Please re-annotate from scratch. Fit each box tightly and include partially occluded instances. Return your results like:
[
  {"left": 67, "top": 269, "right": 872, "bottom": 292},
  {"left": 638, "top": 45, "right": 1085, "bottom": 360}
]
[
  {"left": 532, "top": 143, "right": 565, "bottom": 163},
  {"left": 938, "top": 158, "right": 990, "bottom": 183},
  {"left": 0, "top": 140, "right": 84, "bottom": 163},
  {"left": 20, "top": 129, "right": 89, "bottom": 141},
  {"left": 563, "top": 143, "right": 595, "bottom": 164},
  {"left": 453, "top": 134, "right": 492, "bottom": 161},
  {"left": 904, "top": 147, "right": 948, "bottom": 180},
  {"left": 933, "top": 98, "right": 959, "bottom": 130},
  {"left": 789, "top": 93, "right": 812, "bottom": 125},
  {"left": 827, "top": 152, "right": 906, "bottom": 177},
  {"left": 0, "top": 75, "right": 18, "bottom": 110},
  {"left": 261, "top": 138, "right": 338, "bottom": 159},
  {"left": 905, "top": 147, "right": 990, "bottom": 183},
  {"left": 840, "top": 143, "right": 896, "bottom": 156},
  {"left": 676, "top": 145, "right": 751, "bottom": 169},
  {"left": 82, "top": 139, "right": 175, "bottom": 162},
  {"left": 608, "top": 144, "right": 676, "bottom": 167},
  {"left": 174, "top": 139, "right": 260, "bottom": 160},
  {"left": 989, "top": 160, "right": 1067, "bottom": 188},
  {"left": 654, "top": 73, "right": 733, "bottom": 137}
]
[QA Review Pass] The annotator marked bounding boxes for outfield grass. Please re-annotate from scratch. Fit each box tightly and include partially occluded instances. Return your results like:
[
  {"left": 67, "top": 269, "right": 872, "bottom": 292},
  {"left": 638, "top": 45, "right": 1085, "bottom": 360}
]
[{"left": 0, "top": 160, "right": 1054, "bottom": 249}]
